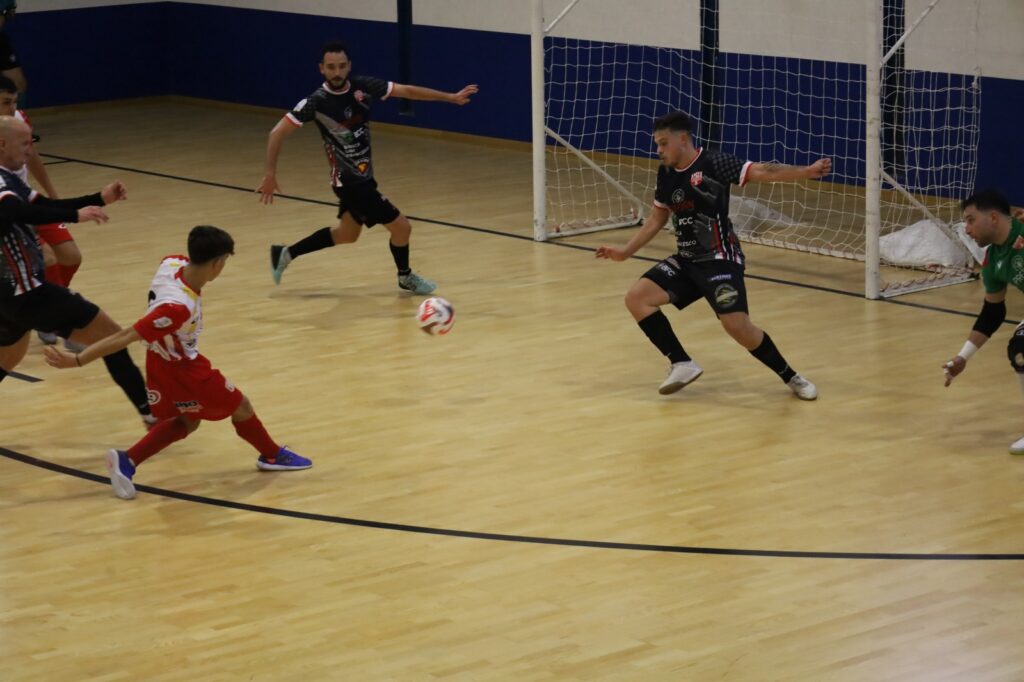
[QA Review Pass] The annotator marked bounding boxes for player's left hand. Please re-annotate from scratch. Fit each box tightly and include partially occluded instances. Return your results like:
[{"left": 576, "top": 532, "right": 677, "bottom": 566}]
[
  {"left": 943, "top": 355, "right": 966, "bottom": 387},
  {"left": 808, "top": 158, "right": 832, "bottom": 179},
  {"left": 101, "top": 181, "right": 128, "bottom": 204},
  {"left": 43, "top": 345, "right": 79, "bottom": 369},
  {"left": 595, "top": 246, "right": 629, "bottom": 261},
  {"left": 450, "top": 85, "right": 479, "bottom": 105}
]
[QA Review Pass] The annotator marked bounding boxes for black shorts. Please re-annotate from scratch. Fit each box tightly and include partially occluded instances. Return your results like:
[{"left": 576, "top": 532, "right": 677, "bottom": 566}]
[
  {"left": 333, "top": 179, "right": 400, "bottom": 227},
  {"left": 642, "top": 257, "right": 749, "bottom": 316},
  {"left": 0, "top": 31, "right": 19, "bottom": 71},
  {"left": 0, "top": 283, "right": 100, "bottom": 346}
]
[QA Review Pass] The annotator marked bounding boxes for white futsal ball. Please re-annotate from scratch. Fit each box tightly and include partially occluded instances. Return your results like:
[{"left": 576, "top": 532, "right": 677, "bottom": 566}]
[{"left": 417, "top": 297, "right": 454, "bottom": 335}]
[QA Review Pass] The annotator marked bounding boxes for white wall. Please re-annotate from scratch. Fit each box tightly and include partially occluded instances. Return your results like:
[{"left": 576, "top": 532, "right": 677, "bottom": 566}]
[{"left": 19, "top": 0, "right": 1024, "bottom": 80}]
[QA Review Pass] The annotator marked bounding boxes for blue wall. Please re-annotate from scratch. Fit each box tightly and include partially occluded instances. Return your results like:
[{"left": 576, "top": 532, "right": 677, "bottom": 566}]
[{"left": 7, "top": 2, "right": 1021, "bottom": 203}]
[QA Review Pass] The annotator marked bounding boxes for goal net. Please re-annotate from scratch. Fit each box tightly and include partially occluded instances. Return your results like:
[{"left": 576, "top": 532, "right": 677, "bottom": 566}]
[{"left": 531, "top": 0, "right": 982, "bottom": 298}]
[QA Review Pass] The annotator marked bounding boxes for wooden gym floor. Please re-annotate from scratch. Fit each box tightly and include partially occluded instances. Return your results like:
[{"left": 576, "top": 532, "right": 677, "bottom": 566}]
[{"left": 2, "top": 99, "right": 1023, "bottom": 681}]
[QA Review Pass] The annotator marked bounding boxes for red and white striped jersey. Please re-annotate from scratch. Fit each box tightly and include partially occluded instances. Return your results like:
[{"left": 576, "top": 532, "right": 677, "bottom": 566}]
[{"left": 133, "top": 255, "right": 203, "bottom": 362}]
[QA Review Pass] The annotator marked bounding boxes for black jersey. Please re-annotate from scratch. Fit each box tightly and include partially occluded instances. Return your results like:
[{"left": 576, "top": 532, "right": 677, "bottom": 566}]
[
  {"left": 287, "top": 75, "right": 394, "bottom": 188},
  {"left": 653, "top": 148, "right": 752, "bottom": 265}
]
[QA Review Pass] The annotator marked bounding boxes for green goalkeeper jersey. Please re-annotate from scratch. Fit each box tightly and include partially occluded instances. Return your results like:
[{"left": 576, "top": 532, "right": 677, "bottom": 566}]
[{"left": 982, "top": 218, "right": 1024, "bottom": 294}]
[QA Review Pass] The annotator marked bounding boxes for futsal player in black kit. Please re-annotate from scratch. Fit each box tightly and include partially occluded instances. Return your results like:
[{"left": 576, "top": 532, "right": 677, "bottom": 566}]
[
  {"left": 596, "top": 111, "right": 831, "bottom": 399},
  {"left": 257, "top": 42, "right": 478, "bottom": 295}
]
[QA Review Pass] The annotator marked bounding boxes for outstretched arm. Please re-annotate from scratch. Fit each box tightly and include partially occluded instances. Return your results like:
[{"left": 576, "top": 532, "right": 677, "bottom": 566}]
[
  {"left": 257, "top": 116, "right": 300, "bottom": 204},
  {"left": 43, "top": 327, "right": 142, "bottom": 369},
  {"left": 943, "top": 289, "right": 1007, "bottom": 386},
  {"left": 390, "top": 83, "right": 478, "bottom": 105},
  {"left": 745, "top": 158, "right": 832, "bottom": 183},
  {"left": 595, "top": 205, "right": 671, "bottom": 261}
]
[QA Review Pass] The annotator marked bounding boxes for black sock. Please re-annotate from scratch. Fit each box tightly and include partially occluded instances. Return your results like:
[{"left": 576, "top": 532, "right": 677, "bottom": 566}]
[
  {"left": 389, "top": 241, "right": 411, "bottom": 276},
  {"left": 637, "top": 311, "right": 690, "bottom": 364},
  {"left": 0, "top": 368, "right": 7, "bottom": 383},
  {"left": 102, "top": 349, "right": 152, "bottom": 416},
  {"left": 288, "top": 227, "right": 335, "bottom": 258},
  {"left": 749, "top": 333, "right": 797, "bottom": 383}
]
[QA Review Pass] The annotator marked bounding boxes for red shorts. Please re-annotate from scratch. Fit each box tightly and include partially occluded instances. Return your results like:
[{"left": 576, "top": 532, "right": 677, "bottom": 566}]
[
  {"left": 145, "top": 352, "right": 244, "bottom": 421},
  {"left": 35, "top": 223, "right": 75, "bottom": 246}
]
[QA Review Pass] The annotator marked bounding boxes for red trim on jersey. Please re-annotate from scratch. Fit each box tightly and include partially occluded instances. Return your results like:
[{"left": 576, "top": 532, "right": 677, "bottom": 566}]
[{"left": 134, "top": 302, "right": 192, "bottom": 343}]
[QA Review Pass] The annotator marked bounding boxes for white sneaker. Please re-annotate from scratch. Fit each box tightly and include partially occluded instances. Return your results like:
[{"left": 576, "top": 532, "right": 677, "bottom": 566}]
[
  {"left": 658, "top": 361, "right": 704, "bottom": 395},
  {"left": 1010, "top": 436, "right": 1024, "bottom": 455},
  {"left": 787, "top": 374, "right": 818, "bottom": 400}
]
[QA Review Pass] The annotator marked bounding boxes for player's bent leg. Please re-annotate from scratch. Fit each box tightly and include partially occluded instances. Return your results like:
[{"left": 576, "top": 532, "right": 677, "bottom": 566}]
[
  {"left": 0, "top": 332, "right": 31, "bottom": 382},
  {"left": 331, "top": 213, "right": 364, "bottom": 244},
  {"left": 229, "top": 397, "right": 312, "bottom": 471},
  {"left": 1005, "top": 327, "right": 1024, "bottom": 454},
  {"left": 387, "top": 214, "right": 436, "bottom": 295},
  {"left": 726, "top": 314, "right": 817, "bottom": 400},
  {"left": 52, "top": 239, "right": 82, "bottom": 267},
  {"left": 625, "top": 278, "right": 671, "bottom": 322}
]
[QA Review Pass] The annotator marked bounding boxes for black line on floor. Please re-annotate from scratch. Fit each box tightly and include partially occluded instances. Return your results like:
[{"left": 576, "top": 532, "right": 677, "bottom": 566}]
[
  {"left": 2, "top": 446, "right": 1021, "bottom": 561},
  {"left": 40, "top": 153, "right": 999, "bottom": 324}
]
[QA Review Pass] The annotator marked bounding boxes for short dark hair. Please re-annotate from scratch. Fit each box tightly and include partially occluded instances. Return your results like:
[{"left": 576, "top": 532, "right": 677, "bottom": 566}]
[
  {"left": 321, "top": 41, "right": 351, "bottom": 62},
  {"left": 653, "top": 111, "right": 693, "bottom": 134},
  {"left": 0, "top": 75, "right": 16, "bottom": 95},
  {"left": 187, "top": 225, "right": 234, "bottom": 265},
  {"left": 961, "top": 189, "right": 1011, "bottom": 216}
]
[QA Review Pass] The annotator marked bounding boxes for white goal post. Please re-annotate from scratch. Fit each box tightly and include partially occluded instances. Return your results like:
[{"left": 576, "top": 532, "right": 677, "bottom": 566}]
[{"left": 530, "top": 0, "right": 982, "bottom": 299}]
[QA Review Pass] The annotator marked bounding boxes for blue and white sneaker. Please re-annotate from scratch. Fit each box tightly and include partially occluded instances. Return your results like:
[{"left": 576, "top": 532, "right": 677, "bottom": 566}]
[
  {"left": 106, "top": 449, "right": 137, "bottom": 500},
  {"left": 398, "top": 271, "right": 436, "bottom": 295},
  {"left": 257, "top": 446, "right": 312, "bottom": 471},
  {"left": 270, "top": 244, "right": 292, "bottom": 285}
]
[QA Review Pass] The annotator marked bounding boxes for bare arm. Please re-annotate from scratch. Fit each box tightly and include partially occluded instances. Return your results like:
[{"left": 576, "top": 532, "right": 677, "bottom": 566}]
[
  {"left": 256, "top": 116, "right": 300, "bottom": 203},
  {"left": 943, "top": 288, "right": 1007, "bottom": 386},
  {"left": 43, "top": 327, "right": 143, "bottom": 369},
  {"left": 26, "top": 147, "right": 58, "bottom": 198},
  {"left": 595, "top": 205, "right": 671, "bottom": 261},
  {"left": 390, "top": 83, "right": 478, "bottom": 105},
  {"left": 745, "top": 158, "right": 832, "bottom": 184}
]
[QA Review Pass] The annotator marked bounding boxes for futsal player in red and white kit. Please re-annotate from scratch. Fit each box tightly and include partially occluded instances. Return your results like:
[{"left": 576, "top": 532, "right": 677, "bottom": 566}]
[{"left": 45, "top": 225, "right": 311, "bottom": 500}]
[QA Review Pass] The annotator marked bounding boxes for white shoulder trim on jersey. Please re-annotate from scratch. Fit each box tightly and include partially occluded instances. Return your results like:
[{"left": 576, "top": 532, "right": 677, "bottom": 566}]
[
  {"left": 653, "top": 199, "right": 669, "bottom": 209},
  {"left": 672, "top": 148, "right": 703, "bottom": 173},
  {"left": 0, "top": 190, "right": 17, "bottom": 202},
  {"left": 29, "top": 190, "right": 38, "bottom": 202},
  {"left": 382, "top": 81, "right": 395, "bottom": 100},
  {"left": 739, "top": 161, "right": 753, "bottom": 187},
  {"left": 285, "top": 112, "right": 302, "bottom": 127}
]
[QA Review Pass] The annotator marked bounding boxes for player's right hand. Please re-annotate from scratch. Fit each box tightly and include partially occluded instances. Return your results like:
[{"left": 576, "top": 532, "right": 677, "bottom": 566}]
[
  {"left": 78, "top": 206, "right": 109, "bottom": 224},
  {"left": 595, "top": 246, "right": 629, "bottom": 261},
  {"left": 943, "top": 355, "right": 967, "bottom": 387},
  {"left": 42, "top": 345, "right": 77, "bottom": 369},
  {"left": 256, "top": 175, "right": 280, "bottom": 204}
]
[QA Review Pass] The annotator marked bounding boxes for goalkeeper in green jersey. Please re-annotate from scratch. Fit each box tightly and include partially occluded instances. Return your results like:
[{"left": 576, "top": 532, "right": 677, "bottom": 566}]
[{"left": 944, "top": 188, "right": 1024, "bottom": 454}]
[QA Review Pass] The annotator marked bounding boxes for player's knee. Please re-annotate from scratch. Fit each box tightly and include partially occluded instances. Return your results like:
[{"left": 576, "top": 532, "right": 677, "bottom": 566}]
[
  {"left": 232, "top": 396, "right": 255, "bottom": 422},
  {"left": 1007, "top": 329, "right": 1024, "bottom": 373},
  {"left": 56, "top": 243, "right": 82, "bottom": 266},
  {"left": 180, "top": 416, "right": 201, "bottom": 434}
]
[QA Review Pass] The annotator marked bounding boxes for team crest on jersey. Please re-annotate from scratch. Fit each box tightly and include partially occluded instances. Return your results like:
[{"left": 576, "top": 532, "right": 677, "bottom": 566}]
[
  {"left": 147, "top": 389, "right": 162, "bottom": 406},
  {"left": 354, "top": 90, "right": 365, "bottom": 102},
  {"left": 671, "top": 189, "right": 686, "bottom": 204},
  {"left": 690, "top": 171, "right": 704, "bottom": 187},
  {"left": 357, "top": 160, "right": 370, "bottom": 174},
  {"left": 152, "top": 316, "right": 173, "bottom": 329}
]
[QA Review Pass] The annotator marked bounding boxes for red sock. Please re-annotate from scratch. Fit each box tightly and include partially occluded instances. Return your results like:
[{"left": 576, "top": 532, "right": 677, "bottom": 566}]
[
  {"left": 127, "top": 418, "right": 190, "bottom": 465},
  {"left": 233, "top": 414, "right": 279, "bottom": 458},
  {"left": 44, "top": 264, "right": 65, "bottom": 287},
  {"left": 59, "top": 263, "right": 80, "bottom": 287}
]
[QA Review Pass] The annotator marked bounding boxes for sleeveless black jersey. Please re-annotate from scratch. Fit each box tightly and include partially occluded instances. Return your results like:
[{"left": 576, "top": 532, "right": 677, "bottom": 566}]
[
  {"left": 287, "top": 75, "right": 394, "bottom": 188},
  {"left": 653, "top": 148, "right": 752, "bottom": 264},
  {"left": 0, "top": 168, "right": 44, "bottom": 297}
]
